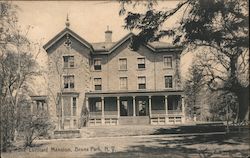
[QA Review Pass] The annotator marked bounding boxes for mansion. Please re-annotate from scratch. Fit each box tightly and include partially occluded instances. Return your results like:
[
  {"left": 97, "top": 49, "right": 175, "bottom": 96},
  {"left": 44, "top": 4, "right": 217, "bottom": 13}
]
[{"left": 37, "top": 19, "right": 185, "bottom": 130}]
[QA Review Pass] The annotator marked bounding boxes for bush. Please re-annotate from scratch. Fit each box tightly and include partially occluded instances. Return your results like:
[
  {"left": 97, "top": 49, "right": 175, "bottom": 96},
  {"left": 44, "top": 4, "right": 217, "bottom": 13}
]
[{"left": 18, "top": 112, "right": 54, "bottom": 147}]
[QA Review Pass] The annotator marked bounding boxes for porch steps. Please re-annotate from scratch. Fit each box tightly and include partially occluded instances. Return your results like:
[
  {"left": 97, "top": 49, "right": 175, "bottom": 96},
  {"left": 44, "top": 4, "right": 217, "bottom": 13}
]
[{"left": 119, "top": 116, "right": 150, "bottom": 125}]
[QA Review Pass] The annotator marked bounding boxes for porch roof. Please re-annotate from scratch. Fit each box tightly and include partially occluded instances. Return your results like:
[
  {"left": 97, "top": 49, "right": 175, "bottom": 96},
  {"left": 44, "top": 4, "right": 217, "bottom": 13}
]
[
  {"left": 85, "top": 89, "right": 184, "bottom": 98},
  {"left": 30, "top": 95, "right": 48, "bottom": 101}
]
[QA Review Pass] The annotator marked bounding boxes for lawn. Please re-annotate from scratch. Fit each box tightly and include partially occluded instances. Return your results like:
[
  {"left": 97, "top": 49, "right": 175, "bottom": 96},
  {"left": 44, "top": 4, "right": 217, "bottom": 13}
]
[
  {"left": 1, "top": 125, "right": 249, "bottom": 158},
  {"left": 80, "top": 123, "right": 226, "bottom": 138}
]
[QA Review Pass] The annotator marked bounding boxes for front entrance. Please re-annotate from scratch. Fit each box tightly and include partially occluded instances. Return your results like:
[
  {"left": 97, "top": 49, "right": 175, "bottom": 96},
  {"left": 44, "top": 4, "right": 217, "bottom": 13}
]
[
  {"left": 120, "top": 100, "right": 128, "bottom": 116},
  {"left": 119, "top": 97, "right": 133, "bottom": 116},
  {"left": 136, "top": 97, "right": 149, "bottom": 116}
]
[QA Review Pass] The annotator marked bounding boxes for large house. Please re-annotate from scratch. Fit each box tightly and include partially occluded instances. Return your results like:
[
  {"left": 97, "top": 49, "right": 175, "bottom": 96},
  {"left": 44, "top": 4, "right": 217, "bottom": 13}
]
[{"left": 43, "top": 18, "right": 185, "bottom": 130}]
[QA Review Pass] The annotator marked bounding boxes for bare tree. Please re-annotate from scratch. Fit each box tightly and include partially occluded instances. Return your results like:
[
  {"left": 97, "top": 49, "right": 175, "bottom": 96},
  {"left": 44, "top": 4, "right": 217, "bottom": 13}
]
[{"left": 0, "top": 1, "right": 41, "bottom": 151}]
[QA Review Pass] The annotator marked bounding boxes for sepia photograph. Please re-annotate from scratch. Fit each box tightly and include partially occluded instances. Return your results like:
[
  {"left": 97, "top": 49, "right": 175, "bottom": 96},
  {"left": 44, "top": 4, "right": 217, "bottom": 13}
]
[{"left": 0, "top": 0, "right": 249, "bottom": 157}]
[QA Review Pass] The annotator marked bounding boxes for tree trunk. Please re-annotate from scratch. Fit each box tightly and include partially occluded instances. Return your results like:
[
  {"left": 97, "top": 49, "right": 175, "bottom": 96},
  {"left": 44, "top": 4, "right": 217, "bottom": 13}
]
[
  {"left": 228, "top": 55, "right": 249, "bottom": 123},
  {"left": 235, "top": 86, "right": 249, "bottom": 123}
]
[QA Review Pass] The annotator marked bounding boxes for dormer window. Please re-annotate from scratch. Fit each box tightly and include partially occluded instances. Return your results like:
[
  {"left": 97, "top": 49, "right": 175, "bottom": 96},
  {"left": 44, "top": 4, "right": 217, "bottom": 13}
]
[
  {"left": 63, "top": 56, "right": 74, "bottom": 68},
  {"left": 93, "top": 59, "right": 102, "bottom": 71}
]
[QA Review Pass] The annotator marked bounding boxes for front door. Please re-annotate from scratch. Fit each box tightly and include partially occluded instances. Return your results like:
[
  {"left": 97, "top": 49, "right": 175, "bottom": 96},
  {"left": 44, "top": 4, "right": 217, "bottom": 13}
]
[
  {"left": 138, "top": 100, "right": 147, "bottom": 116},
  {"left": 120, "top": 100, "right": 128, "bottom": 116}
]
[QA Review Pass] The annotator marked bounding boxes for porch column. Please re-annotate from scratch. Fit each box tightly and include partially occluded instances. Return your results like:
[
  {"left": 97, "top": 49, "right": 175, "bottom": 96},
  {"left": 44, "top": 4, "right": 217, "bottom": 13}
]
[
  {"left": 86, "top": 97, "right": 89, "bottom": 111},
  {"left": 86, "top": 97, "right": 89, "bottom": 126},
  {"left": 165, "top": 95, "right": 168, "bottom": 124},
  {"left": 101, "top": 97, "right": 104, "bottom": 125},
  {"left": 181, "top": 95, "right": 185, "bottom": 123},
  {"left": 133, "top": 96, "right": 136, "bottom": 116},
  {"left": 61, "top": 97, "right": 64, "bottom": 130},
  {"left": 165, "top": 95, "right": 168, "bottom": 114},
  {"left": 148, "top": 96, "right": 152, "bottom": 117},
  {"left": 45, "top": 101, "right": 48, "bottom": 112},
  {"left": 117, "top": 97, "right": 120, "bottom": 118},
  {"left": 31, "top": 101, "right": 34, "bottom": 114}
]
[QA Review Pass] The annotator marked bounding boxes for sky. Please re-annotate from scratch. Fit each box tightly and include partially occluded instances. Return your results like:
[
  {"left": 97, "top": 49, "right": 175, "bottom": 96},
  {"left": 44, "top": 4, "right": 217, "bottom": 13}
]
[{"left": 14, "top": 1, "right": 180, "bottom": 44}]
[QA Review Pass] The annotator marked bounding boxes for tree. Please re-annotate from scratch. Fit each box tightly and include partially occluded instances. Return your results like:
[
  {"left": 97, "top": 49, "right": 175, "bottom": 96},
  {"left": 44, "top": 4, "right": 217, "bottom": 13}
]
[
  {"left": 0, "top": 1, "right": 40, "bottom": 151},
  {"left": 209, "top": 91, "right": 237, "bottom": 122},
  {"left": 184, "top": 60, "right": 205, "bottom": 120},
  {"left": 120, "top": 0, "right": 249, "bottom": 123}
]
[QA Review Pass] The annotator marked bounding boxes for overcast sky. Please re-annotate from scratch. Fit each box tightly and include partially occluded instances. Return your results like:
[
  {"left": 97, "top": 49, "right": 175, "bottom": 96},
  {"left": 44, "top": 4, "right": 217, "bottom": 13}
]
[{"left": 15, "top": 1, "right": 180, "bottom": 44}]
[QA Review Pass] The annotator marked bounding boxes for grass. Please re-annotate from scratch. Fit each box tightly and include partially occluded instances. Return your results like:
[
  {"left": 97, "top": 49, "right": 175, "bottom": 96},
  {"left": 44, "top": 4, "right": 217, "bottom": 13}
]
[
  {"left": 1, "top": 124, "right": 249, "bottom": 158},
  {"left": 80, "top": 123, "right": 227, "bottom": 138}
]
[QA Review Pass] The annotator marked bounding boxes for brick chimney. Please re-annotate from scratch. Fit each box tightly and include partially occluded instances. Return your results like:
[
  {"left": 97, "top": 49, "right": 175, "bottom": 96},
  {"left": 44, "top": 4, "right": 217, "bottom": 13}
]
[{"left": 105, "top": 26, "right": 112, "bottom": 42}]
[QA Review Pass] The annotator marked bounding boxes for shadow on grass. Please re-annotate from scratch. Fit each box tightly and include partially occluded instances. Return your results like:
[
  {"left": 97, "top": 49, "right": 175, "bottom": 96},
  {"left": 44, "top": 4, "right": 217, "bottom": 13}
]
[
  {"left": 152, "top": 124, "right": 226, "bottom": 135},
  {"left": 88, "top": 125, "right": 249, "bottom": 158}
]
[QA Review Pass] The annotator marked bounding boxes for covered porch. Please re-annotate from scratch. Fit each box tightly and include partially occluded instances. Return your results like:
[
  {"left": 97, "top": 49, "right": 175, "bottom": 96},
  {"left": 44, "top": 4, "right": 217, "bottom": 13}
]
[{"left": 85, "top": 90, "right": 185, "bottom": 126}]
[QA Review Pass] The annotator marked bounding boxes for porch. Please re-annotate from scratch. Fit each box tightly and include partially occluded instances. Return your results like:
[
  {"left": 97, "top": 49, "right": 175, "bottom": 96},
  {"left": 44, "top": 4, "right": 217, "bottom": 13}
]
[{"left": 85, "top": 90, "right": 185, "bottom": 126}]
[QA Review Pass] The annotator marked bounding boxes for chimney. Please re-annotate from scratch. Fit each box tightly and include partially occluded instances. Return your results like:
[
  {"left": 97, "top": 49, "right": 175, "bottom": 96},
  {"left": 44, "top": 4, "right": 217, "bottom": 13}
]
[{"left": 105, "top": 26, "right": 112, "bottom": 42}]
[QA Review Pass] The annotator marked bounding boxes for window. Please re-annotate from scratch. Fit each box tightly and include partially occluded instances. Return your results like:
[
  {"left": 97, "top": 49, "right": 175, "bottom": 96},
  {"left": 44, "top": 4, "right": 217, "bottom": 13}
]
[
  {"left": 164, "top": 56, "right": 172, "bottom": 68},
  {"left": 94, "top": 59, "right": 101, "bottom": 70},
  {"left": 94, "top": 78, "right": 102, "bottom": 90},
  {"left": 138, "top": 76, "right": 146, "bottom": 89},
  {"left": 119, "top": 58, "right": 127, "bottom": 70},
  {"left": 63, "top": 56, "right": 74, "bottom": 68},
  {"left": 165, "top": 76, "right": 173, "bottom": 88},
  {"left": 64, "top": 75, "right": 74, "bottom": 89},
  {"left": 120, "top": 77, "right": 128, "bottom": 90},
  {"left": 137, "top": 58, "right": 145, "bottom": 69},
  {"left": 72, "top": 97, "right": 77, "bottom": 116}
]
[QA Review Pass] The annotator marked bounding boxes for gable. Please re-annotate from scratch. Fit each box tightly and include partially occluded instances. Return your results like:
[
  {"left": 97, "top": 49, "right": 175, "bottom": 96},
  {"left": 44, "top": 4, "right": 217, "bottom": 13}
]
[{"left": 43, "top": 27, "right": 93, "bottom": 52}]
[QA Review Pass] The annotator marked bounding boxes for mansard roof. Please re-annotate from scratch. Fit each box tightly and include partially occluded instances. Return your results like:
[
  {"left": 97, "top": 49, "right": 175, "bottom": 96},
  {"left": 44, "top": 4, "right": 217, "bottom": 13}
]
[{"left": 43, "top": 27, "right": 183, "bottom": 54}]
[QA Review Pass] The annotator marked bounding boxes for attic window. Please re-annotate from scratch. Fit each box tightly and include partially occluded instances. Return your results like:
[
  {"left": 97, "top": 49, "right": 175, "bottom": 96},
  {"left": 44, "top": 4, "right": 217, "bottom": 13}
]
[{"left": 64, "top": 34, "right": 72, "bottom": 47}]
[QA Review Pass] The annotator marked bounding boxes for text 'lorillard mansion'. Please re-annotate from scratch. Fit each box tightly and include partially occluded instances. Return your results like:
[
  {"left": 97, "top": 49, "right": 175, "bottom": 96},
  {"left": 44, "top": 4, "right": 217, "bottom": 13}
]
[{"left": 32, "top": 18, "right": 185, "bottom": 131}]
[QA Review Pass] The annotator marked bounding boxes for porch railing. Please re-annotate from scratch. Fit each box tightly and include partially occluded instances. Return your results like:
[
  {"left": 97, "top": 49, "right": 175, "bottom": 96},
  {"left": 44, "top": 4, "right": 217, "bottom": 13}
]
[
  {"left": 168, "top": 110, "right": 182, "bottom": 115},
  {"left": 89, "top": 110, "right": 182, "bottom": 116},
  {"left": 89, "top": 111, "right": 102, "bottom": 116},
  {"left": 104, "top": 111, "right": 118, "bottom": 116},
  {"left": 151, "top": 110, "right": 182, "bottom": 115},
  {"left": 89, "top": 111, "right": 118, "bottom": 117},
  {"left": 152, "top": 110, "right": 165, "bottom": 114}
]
